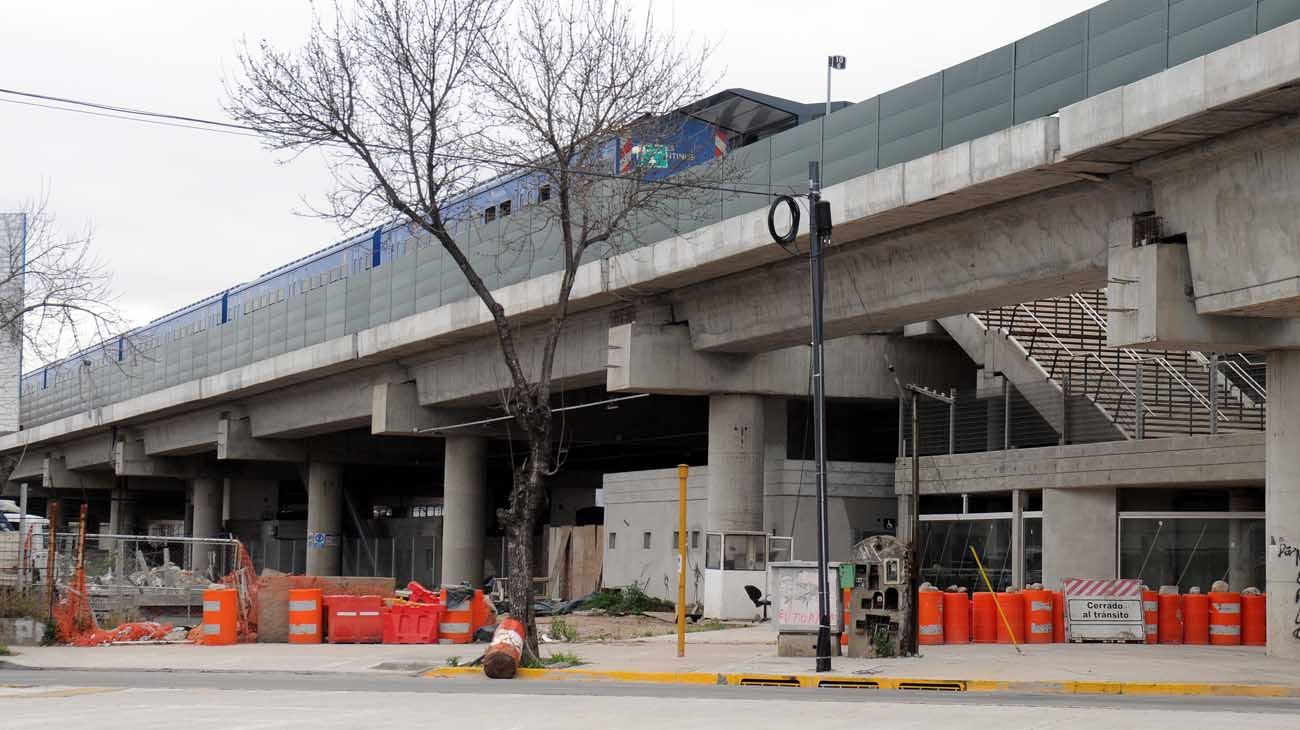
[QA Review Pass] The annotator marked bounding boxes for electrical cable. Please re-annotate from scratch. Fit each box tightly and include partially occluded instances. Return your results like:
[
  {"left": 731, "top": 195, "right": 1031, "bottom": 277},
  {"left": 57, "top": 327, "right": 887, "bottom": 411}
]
[{"left": 0, "top": 86, "right": 794, "bottom": 199}]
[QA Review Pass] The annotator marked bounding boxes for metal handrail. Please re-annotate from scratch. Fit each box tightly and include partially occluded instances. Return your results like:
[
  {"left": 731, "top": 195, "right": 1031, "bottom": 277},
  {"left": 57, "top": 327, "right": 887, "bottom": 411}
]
[
  {"left": 1015, "top": 303, "right": 1153, "bottom": 417},
  {"left": 1069, "top": 293, "right": 1226, "bottom": 422},
  {"left": 1220, "top": 356, "right": 1267, "bottom": 402}
]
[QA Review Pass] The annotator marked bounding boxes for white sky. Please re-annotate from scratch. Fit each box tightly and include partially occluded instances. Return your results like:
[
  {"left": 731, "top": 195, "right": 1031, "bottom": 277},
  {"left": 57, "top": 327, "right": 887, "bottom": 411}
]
[{"left": 0, "top": 0, "right": 1100, "bottom": 331}]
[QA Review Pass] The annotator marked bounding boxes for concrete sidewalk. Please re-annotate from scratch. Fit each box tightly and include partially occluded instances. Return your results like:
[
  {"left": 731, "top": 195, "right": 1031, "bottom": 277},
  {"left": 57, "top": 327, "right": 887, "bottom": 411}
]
[{"left": 5, "top": 625, "right": 1300, "bottom": 696}]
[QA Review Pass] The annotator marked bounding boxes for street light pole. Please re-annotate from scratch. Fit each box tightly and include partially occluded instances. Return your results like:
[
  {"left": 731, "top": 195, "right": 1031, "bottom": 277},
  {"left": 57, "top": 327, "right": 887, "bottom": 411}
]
[{"left": 811, "top": 54, "right": 845, "bottom": 674}]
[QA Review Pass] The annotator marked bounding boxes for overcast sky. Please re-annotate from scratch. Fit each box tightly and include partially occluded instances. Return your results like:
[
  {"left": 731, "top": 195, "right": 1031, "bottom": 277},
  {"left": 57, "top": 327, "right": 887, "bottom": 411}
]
[{"left": 0, "top": 0, "right": 1100, "bottom": 337}]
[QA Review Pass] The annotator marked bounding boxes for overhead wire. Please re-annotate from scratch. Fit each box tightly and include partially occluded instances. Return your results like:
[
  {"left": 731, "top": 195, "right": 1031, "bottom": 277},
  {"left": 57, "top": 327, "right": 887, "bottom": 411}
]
[{"left": 0, "top": 86, "right": 796, "bottom": 199}]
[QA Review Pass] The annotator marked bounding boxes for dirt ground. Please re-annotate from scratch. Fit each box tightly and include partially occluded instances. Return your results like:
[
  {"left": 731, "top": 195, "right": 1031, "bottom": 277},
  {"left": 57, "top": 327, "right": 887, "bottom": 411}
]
[{"left": 537, "top": 611, "right": 743, "bottom": 642}]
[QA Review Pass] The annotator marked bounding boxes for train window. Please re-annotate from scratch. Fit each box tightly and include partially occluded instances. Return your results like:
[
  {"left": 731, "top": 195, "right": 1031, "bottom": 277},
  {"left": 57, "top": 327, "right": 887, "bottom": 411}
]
[
  {"left": 499, "top": 200, "right": 511, "bottom": 217},
  {"left": 484, "top": 206, "right": 496, "bottom": 224},
  {"left": 539, "top": 184, "right": 551, "bottom": 203}
]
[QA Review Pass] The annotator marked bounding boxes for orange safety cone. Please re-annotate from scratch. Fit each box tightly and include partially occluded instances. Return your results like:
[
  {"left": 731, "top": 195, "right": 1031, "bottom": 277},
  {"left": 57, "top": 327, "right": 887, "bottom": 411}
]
[{"left": 483, "top": 618, "right": 527, "bottom": 679}]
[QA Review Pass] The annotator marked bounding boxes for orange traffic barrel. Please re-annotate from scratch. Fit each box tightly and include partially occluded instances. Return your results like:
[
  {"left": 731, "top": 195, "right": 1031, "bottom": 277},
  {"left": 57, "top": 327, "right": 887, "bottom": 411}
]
[
  {"left": 1023, "top": 589, "right": 1054, "bottom": 644},
  {"left": 971, "top": 592, "right": 997, "bottom": 643},
  {"left": 1052, "top": 590, "right": 1066, "bottom": 642},
  {"left": 1142, "top": 590, "right": 1159, "bottom": 644},
  {"left": 288, "top": 588, "right": 323, "bottom": 644},
  {"left": 1183, "top": 592, "right": 1210, "bottom": 645},
  {"left": 438, "top": 588, "right": 488, "bottom": 644},
  {"left": 995, "top": 591, "right": 1024, "bottom": 644},
  {"left": 1241, "top": 593, "right": 1266, "bottom": 646},
  {"left": 1209, "top": 592, "right": 1242, "bottom": 646},
  {"left": 918, "top": 590, "right": 944, "bottom": 645},
  {"left": 200, "top": 587, "right": 238, "bottom": 646},
  {"left": 943, "top": 591, "right": 970, "bottom": 644},
  {"left": 1158, "top": 592, "right": 1183, "bottom": 644}
]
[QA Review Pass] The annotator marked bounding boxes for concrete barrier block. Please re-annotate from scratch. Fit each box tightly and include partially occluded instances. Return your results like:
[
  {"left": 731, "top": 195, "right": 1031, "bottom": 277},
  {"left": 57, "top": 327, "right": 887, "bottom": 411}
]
[
  {"left": 1204, "top": 20, "right": 1300, "bottom": 110},
  {"left": 1122, "top": 56, "right": 1206, "bottom": 139},
  {"left": 1060, "top": 87, "right": 1124, "bottom": 157}
]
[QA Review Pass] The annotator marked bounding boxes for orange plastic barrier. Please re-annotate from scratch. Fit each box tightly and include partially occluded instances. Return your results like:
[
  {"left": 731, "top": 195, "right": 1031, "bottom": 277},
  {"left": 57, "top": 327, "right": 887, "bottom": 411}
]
[
  {"left": 200, "top": 588, "right": 238, "bottom": 646},
  {"left": 1023, "top": 589, "right": 1054, "bottom": 644},
  {"left": 918, "top": 591, "right": 944, "bottom": 645},
  {"left": 1052, "top": 590, "right": 1065, "bottom": 642},
  {"left": 1142, "top": 590, "right": 1159, "bottom": 645},
  {"left": 383, "top": 602, "right": 444, "bottom": 644},
  {"left": 1209, "top": 591, "right": 1242, "bottom": 646},
  {"left": 942, "top": 591, "right": 970, "bottom": 644},
  {"left": 995, "top": 591, "right": 1025, "bottom": 644},
  {"left": 971, "top": 592, "right": 997, "bottom": 643},
  {"left": 1242, "top": 593, "right": 1267, "bottom": 646},
  {"left": 288, "top": 588, "right": 322, "bottom": 644},
  {"left": 439, "top": 588, "right": 492, "bottom": 644},
  {"left": 325, "top": 594, "right": 385, "bottom": 644},
  {"left": 1183, "top": 593, "right": 1210, "bottom": 645},
  {"left": 1158, "top": 593, "right": 1183, "bottom": 644}
]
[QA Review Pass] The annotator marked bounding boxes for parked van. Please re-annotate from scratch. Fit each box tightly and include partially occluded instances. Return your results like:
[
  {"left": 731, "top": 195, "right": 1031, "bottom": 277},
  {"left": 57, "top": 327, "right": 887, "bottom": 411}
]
[{"left": 0, "top": 499, "right": 48, "bottom": 585}]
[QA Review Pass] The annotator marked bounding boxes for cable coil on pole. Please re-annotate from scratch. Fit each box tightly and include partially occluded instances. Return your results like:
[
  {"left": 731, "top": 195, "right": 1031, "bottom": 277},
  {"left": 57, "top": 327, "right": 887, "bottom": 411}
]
[{"left": 767, "top": 194, "right": 801, "bottom": 247}]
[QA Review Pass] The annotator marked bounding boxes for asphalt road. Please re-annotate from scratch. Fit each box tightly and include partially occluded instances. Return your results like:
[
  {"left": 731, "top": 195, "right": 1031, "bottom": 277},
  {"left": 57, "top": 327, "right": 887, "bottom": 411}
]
[{"left": 3, "top": 667, "right": 1299, "bottom": 729}]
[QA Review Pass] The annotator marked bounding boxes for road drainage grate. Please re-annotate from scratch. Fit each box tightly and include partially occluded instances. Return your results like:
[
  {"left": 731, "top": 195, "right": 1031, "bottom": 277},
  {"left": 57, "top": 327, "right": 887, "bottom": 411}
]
[{"left": 897, "top": 680, "right": 966, "bottom": 692}]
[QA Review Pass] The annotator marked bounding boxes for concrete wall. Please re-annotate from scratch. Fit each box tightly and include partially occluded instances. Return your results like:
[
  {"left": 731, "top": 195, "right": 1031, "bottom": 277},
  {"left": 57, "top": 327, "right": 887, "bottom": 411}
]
[{"left": 603, "top": 460, "right": 898, "bottom": 603}]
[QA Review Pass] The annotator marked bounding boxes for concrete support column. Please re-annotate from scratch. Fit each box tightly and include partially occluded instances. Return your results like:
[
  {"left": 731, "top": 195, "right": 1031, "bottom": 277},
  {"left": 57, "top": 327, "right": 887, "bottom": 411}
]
[
  {"left": 1266, "top": 352, "right": 1300, "bottom": 658},
  {"left": 1011, "top": 489, "right": 1025, "bottom": 589},
  {"left": 191, "top": 477, "right": 224, "bottom": 578},
  {"left": 707, "top": 394, "right": 765, "bottom": 533},
  {"left": 306, "top": 462, "right": 342, "bottom": 577},
  {"left": 1041, "top": 487, "right": 1116, "bottom": 590},
  {"left": 1227, "top": 488, "right": 1256, "bottom": 592},
  {"left": 108, "top": 484, "right": 134, "bottom": 536},
  {"left": 441, "top": 436, "right": 487, "bottom": 586}
]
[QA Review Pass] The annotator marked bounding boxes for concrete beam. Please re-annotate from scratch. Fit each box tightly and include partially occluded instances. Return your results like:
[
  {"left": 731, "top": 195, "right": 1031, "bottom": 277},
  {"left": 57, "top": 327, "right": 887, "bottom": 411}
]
[
  {"left": 43, "top": 456, "right": 113, "bottom": 490},
  {"left": 895, "top": 432, "right": 1262, "bottom": 495},
  {"left": 673, "top": 181, "right": 1145, "bottom": 353},
  {"left": 246, "top": 365, "right": 405, "bottom": 439},
  {"left": 113, "top": 436, "right": 201, "bottom": 479},
  {"left": 607, "top": 323, "right": 968, "bottom": 399},
  {"left": 60, "top": 432, "right": 116, "bottom": 471},
  {"left": 370, "top": 382, "right": 500, "bottom": 438},
  {"left": 7, "top": 449, "right": 44, "bottom": 483},
  {"left": 140, "top": 408, "right": 225, "bottom": 456},
  {"left": 218, "top": 416, "right": 306, "bottom": 463},
  {"left": 411, "top": 308, "right": 610, "bottom": 406}
]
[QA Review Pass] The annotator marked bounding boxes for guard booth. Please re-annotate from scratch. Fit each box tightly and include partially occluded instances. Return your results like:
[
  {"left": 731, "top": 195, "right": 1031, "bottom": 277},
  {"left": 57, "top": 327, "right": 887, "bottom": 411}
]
[{"left": 703, "top": 531, "right": 791, "bottom": 620}]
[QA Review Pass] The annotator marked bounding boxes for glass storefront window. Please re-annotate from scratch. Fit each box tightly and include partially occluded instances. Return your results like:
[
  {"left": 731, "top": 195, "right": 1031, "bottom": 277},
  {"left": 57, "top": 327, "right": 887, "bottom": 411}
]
[
  {"left": 1119, "top": 516, "right": 1264, "bottom": 592},
  {"left": 1024, "top": 517, "right": 1043, "bottom": 586},
  {"left": 918, "top": 518, "right": 1014, "bottom": 592}
]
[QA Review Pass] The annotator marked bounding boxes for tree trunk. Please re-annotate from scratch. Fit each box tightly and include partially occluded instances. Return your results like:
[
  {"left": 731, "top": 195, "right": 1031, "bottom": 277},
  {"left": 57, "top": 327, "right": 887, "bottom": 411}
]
[{"left": 503, "top": 426, "right": 550, "bottom": 663}]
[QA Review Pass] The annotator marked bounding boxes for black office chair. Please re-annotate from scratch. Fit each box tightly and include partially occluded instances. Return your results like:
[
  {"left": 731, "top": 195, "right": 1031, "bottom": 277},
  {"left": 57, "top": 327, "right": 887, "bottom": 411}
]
[{"left": 744, "top": 585, "right": 771, "bottom": 622}]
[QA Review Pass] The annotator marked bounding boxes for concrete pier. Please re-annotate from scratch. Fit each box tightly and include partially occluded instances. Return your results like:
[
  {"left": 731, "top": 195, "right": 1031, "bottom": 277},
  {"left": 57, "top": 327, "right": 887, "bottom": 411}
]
[
  {"left": 1042, "top": 487, "right": 1116, "bottom": 589},
  {"left": 706, "top": 394, "right": 765, "bottom": 533},
  {"left": 440, "top": 436, "right": 487, "bottom": 586},
  {"left": 1266, "top": 352, "right": 1300, "bottom": 659},
  {"left": 306, "top": 462, "right": 342, "bottom": 576},
  {"left": 191, "top": 477, "right": 223, "bottom": 577}
]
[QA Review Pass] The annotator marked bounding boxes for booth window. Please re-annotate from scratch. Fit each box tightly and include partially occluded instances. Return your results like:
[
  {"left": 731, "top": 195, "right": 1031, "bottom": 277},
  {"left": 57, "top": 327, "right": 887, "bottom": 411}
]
[
  {"left": 723, "top": 534, "right": 766, "bottom": 571},
  {"left": 706, "top": 533, "right": 721, "bottom": 569}
]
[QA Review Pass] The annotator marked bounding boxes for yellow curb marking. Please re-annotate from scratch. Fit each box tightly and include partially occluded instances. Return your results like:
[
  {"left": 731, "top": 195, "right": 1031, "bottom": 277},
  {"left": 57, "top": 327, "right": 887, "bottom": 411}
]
[{"left": 423, "top": 666, "right": 1300, "bottom": 698}]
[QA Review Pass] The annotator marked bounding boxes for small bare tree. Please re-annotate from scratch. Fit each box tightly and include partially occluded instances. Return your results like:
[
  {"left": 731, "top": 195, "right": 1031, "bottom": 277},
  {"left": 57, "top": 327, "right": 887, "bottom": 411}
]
[
  {"left": 228, "top": 0, "right": 720, "bottom": 656},
  {"left": 0, "top": 197, "right": 128, "bottom": 478}
]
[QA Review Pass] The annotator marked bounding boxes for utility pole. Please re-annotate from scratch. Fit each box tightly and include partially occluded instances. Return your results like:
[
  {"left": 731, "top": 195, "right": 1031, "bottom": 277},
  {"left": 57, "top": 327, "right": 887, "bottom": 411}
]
[
  {"left": 808, "top": 159, "right": 833, "bottom": 672},
  {"left": 903, "top": 384, "right": 953, "bottom": 656}
]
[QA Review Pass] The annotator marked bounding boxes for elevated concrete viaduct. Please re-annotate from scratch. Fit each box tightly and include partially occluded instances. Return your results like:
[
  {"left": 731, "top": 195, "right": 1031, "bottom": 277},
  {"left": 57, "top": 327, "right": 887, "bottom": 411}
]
[{"left": 5, "top": 15, "right": 1300, "bottom": 644}]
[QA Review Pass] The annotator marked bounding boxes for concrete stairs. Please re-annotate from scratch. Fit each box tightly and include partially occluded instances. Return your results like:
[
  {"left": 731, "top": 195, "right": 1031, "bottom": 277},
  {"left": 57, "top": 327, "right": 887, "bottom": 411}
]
[{"left": 940, "top": 290, "right": 1265, "bottom": 441}]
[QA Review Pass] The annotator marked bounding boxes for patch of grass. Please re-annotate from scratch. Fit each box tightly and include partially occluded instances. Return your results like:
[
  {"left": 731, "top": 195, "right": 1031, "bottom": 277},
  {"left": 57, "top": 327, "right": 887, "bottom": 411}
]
[
  {"left": 539, "top": 651, "right": 582, "bottom": 667},
  {"left": 687, "top": 620, "right": 734, "bottom": 633},
  {"left": 586, "top": 584, "right": 674, "bottom": 615},
  {"left": 0, "top": 644, "right": 11, "bottom": 657},
  {"left": 547, "top": 617, "right": 580, "bottom": 642},
  {"left": 445, "top": 656, "right": 462, "bottom": 667}
]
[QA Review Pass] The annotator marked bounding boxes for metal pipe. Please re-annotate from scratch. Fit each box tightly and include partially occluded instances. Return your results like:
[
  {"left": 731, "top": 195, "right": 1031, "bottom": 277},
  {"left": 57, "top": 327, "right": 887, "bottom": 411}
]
[
  {"left": 809, "top": 159, "right": 832, "bottom": 673},
  {"left": 907, "top": 392, "right": 920, "bottom": 656},
  {"left": 1209, "top": 353, "right": 1219, "bottom": 436},
  {"left": 948, "top": 388, "right": 957, "bottom": 454},
  {"left": 1135, "top": 362, "right": 1145, "bottom": 439}
]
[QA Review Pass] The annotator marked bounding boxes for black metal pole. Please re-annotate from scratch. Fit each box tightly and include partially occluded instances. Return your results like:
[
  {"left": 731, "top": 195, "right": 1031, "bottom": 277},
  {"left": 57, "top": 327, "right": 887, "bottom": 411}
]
[
  {"left": 809, "top": 160, "right": 832, "bottom": 673},
  {"left": 907, "top": 392, "right": 921, "bottom": 656}
]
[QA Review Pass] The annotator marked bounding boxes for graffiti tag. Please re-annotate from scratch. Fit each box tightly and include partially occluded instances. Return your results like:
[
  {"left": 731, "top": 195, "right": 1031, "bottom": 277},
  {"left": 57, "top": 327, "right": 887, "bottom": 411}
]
[{"left": 1270, "top": 537, "right": 1300, "bottom": 640}]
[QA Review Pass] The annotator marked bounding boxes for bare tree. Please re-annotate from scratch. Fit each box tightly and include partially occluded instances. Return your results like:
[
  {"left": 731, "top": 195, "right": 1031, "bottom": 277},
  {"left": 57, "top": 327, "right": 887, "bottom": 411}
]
[
  {"left": 227, "top": 0, "right": 719, "bottom": 657},
  {"left": 0, "top": 196, "right": 128, "bottom": 479}
]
